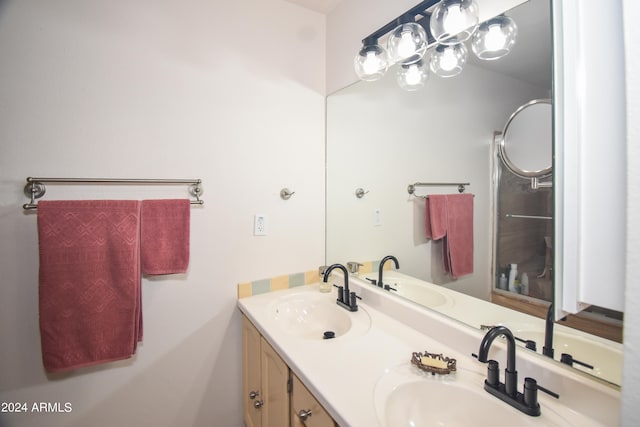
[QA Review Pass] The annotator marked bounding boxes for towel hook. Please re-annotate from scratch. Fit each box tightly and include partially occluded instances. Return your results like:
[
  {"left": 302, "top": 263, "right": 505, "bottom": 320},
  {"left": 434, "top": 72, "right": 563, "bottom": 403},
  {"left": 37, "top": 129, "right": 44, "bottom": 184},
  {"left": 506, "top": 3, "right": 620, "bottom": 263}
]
[
  {"left": 280, "top": 188, "right": 295, "bottom": 200},
  {"left": 355, "top": 188, "right": 369, "bottom": 199}
]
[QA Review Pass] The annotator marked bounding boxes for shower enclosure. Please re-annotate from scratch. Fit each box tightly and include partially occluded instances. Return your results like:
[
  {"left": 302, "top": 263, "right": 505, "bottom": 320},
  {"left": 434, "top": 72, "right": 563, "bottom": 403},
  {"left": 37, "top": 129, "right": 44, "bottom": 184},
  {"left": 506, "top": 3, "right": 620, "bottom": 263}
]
[{"left": 493, "top": 99, "right": 553, "bottom": 303}]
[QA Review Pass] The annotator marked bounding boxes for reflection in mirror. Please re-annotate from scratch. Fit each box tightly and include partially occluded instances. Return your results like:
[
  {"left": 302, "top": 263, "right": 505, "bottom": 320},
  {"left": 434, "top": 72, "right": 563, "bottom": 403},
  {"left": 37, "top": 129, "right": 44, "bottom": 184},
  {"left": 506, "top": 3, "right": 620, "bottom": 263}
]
[
  {"left": 499, "top": 99, "right": 552, "bottom": 177},
  {"left": 326, "top": 0, "right": 622, "bottom": 386},
  {"left": 493, "top": 98, "right": 553, "bottom": 303}
]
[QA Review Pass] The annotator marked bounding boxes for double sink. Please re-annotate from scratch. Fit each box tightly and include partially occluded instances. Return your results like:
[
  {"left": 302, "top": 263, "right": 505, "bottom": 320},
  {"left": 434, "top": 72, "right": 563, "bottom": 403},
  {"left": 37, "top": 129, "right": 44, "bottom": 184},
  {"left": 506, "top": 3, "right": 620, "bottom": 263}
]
[{"left": 247, "top": 284, "right": 578, "bottom": 426}]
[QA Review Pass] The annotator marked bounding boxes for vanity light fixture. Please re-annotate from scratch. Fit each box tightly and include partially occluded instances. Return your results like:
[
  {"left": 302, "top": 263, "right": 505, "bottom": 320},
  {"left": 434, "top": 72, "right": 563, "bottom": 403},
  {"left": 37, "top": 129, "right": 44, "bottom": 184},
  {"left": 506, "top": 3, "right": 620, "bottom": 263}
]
[
  {"left": 471, "top": 14, "right": 518, "bottom": 60},
  {"left": 353, "top": 0, "right": 516, "bottom": 91},
  {"left": 354, "top": 37, "right": 389, "bottom": 81},
  {"left": 353, "top": 0, "right": 438, "bottom": 86},
  {"left": 397, "top": 59, "right": 429, "bottom": 91},
  {"left": 430, "top": 0, "right": 479, "bottom": 45}
]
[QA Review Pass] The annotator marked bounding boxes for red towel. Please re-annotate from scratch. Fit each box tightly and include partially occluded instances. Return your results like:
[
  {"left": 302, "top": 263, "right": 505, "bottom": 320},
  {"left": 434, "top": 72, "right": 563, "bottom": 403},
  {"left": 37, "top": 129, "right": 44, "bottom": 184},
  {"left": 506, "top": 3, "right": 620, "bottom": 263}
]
[
  {"left": 425, "top": 194, "right": 474, "bottom": 279},
  {"left": 37, "top": 200, "right": 142, "bottom": 373},
  {"left": 424, "top": 197, "right": 448, "bottom": 240},
  {"left": 140, "top": 199, "right": 190, "bottom": 275}
]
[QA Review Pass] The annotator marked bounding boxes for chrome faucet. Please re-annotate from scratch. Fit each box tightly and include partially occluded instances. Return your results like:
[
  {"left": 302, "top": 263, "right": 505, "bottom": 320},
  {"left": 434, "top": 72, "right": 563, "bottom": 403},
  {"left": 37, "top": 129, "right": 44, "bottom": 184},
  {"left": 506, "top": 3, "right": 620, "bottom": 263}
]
[
  {"left": 323, "top": 263, "right": 359, "bottom": 312},
  {"left": 476, "top": 326, "right": 541, "bottom": 416},
  {"left": 377, "top": 255, "right": 399, "bottom": 289}
]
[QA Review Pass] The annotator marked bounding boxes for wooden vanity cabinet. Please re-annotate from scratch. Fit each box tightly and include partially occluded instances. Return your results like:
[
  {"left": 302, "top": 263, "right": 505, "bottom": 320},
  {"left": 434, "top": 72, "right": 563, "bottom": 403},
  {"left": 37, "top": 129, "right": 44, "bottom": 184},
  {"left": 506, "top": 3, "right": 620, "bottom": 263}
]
[
  {"left": 243, "top": 316, "right": 289, "bottom": 427},
  {"left": 291, "top": 373, "right": 336, "bottom": 427},
  {"left": 242, "top": 315, "right": 336, "bottom": 427}
]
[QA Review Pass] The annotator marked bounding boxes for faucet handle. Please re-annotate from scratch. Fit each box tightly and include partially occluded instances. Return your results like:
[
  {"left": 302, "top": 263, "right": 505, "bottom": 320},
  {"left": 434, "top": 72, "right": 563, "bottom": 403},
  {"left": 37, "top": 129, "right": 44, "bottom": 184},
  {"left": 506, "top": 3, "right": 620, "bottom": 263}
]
[
  {"left": 486, "top": 360, "right": 500, "bottom": 387},
  {"left": 523, "top": 378, "right": 559, "bottom": 408},
  {"left": 523, "top": 378, "right": 541, "bottom": 409}
]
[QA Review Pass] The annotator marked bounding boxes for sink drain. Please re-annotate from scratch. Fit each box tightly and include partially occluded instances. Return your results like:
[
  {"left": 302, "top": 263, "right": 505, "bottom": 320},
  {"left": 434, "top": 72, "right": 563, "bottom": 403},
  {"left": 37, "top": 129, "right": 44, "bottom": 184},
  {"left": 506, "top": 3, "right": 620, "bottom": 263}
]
[{"left": 323, "top": 331, "right": 336, "bottom": 339}]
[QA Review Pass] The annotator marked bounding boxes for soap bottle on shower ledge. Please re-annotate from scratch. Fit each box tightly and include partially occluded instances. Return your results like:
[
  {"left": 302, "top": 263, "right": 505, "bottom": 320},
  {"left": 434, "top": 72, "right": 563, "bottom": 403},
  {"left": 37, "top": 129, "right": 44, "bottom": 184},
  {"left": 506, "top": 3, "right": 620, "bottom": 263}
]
[
  {"left": 498, "top": 273, "right": 507, "bottom": 290},
  {"left": 521, "top": 272, "right": 529, "bottom": 295},
  {"left": 508, "top": 263, "right": 518, "bottom": 292}
]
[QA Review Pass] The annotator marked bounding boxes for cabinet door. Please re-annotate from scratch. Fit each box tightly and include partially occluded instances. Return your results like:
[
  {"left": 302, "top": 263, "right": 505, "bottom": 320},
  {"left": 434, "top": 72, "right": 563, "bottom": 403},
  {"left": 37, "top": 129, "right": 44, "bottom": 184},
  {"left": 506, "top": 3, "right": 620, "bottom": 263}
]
[
  {"left": 261, "top": 337, "right": 290, "bottom": 426},
  {"left": 242, "top": 316, "right": 262, "bottom": 427},
  {"left": 291, "top": 374, "right": 336, "bottom": 427}
]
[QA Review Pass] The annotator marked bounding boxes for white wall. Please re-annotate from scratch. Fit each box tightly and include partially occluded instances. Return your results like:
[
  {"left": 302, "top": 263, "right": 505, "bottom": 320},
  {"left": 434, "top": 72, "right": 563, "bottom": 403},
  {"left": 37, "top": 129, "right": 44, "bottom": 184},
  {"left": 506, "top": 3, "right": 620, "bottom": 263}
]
[{"left": 0, "top": 1, "right": 325, "bottom": 426}]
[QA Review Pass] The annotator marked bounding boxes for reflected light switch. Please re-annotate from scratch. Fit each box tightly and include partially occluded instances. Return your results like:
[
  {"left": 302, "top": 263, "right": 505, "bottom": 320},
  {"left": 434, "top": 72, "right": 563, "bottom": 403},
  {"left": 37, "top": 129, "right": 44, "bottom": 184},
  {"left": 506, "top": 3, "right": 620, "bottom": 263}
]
[{"left": 374, "top": 208, "right": 382, "bottom": 226}]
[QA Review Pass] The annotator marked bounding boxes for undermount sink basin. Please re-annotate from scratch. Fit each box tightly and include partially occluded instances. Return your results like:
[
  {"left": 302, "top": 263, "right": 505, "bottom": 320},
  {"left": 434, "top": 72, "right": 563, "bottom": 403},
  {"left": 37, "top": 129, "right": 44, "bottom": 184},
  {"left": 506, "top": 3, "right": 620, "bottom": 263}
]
[
  {"left": 374, "top": 364, "right": 572, "bottom": 427},
  {"left": 269, "top": 290, "right": 371, "bottom": 340}
]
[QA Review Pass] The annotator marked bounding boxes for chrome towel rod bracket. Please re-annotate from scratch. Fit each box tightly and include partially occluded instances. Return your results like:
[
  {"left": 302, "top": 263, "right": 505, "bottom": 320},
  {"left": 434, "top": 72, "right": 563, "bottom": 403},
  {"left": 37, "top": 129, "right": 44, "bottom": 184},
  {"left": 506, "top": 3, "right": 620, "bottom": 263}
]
[{"left": 23, "top": 177, "right": 204, "bottom": 210}]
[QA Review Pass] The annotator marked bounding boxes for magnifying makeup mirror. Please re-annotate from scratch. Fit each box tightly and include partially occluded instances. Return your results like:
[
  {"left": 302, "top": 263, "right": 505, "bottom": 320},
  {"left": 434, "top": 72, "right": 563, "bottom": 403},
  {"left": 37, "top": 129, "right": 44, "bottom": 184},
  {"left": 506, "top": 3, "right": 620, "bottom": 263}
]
[{"left": 499, "top": 99, "right": 552, "bottom": 178}]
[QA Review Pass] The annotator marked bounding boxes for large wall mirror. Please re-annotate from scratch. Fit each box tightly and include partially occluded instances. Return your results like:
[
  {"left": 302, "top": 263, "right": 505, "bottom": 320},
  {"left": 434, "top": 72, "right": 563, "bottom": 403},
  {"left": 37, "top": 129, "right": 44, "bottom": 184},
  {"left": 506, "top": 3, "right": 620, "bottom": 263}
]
[{"left": 326, "top": 0, "right": 623, "bottom": 386}]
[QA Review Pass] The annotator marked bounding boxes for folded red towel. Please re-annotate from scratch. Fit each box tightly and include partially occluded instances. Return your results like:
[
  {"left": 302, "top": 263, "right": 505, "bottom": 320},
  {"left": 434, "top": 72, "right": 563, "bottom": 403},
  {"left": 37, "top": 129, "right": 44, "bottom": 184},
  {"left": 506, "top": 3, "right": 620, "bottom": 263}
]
[
  {"left": 140, "top": 199, "right": 190, "bottom": 275},
  {"left": 37, "top": 200, "right": 142, "bottom": 373},
  {"left": 425, "top": 194, "right": 474, "bottom": 279}
]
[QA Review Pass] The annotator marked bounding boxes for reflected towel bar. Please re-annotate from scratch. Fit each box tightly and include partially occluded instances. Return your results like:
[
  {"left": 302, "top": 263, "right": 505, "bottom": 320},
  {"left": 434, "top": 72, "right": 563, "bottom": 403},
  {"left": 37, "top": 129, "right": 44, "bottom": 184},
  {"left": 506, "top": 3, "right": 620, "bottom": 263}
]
[
  {"left": 506, "top": 214, "right": 552, "bottom": 220},
  {"left": 407, "top": 182, "right": 470, "bottom": 196},
  {"left": 22, "top": 177, "right": 204, "bottom": 210}
]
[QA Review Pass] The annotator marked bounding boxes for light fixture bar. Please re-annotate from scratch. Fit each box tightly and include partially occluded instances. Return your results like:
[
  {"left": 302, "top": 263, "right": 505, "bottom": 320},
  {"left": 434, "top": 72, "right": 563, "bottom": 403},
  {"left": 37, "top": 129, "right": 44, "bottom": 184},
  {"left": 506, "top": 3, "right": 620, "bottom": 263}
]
[{"left": 361, "top": 0, "right": 440, "bottom": 44}]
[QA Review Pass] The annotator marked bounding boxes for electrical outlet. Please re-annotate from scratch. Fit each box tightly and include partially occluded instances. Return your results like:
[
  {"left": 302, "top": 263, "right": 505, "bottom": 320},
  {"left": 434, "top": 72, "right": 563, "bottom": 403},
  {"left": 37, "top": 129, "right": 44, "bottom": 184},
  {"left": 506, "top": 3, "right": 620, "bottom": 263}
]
[{"left": 254, "top": 214, "right": 267, "bottom": 236}]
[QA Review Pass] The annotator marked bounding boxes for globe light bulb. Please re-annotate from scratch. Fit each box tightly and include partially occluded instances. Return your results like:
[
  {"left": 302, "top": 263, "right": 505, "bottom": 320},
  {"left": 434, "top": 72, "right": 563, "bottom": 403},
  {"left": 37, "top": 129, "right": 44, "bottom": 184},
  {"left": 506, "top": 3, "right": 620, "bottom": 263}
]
[
  {"left": 430, "top": 0, "right": 479, "bottom": 45},
  {"left": 354, "top": 42, "right": 389, "bottom": 81},
  {"left": 387, "top": 22, "right": 427, "bottom": 64},
  {"left": 471, "top": 15, "right": 518, "bottom": 60},
  {"left": 397, "top": 59, "right": 429, "bottom": 91},
  {"left": 484, "top": 25, "right": 507, "bottom": 51},
  {"left": 440, "top": 48, "right": 458, "bottom": 71},
  {"left": 430, "top": 43, "right": 467, "bottom": 78}
]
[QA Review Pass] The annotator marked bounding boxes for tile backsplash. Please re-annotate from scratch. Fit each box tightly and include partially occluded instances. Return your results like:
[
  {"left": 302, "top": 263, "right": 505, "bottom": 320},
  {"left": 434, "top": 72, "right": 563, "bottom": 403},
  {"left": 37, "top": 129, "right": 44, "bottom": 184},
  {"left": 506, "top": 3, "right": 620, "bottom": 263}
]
[
  {"left": 237, "top": 269, "right": 320, "bottom": 299},
  {"left": 237, "top": 260, "right": 392, "bottom": 299}
]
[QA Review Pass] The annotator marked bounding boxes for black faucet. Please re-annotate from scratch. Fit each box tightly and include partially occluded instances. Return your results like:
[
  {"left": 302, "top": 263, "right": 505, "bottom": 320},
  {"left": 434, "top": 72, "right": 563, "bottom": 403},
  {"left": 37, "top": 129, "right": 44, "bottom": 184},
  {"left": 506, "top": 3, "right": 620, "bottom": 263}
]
[
  {"left": 543, "top": 303, "right": 554, "bottom": 358},
  {"left": 377, "top": 255, "right": 399, "bottom": 288},
  {"left": 477, "top": 326, "right": 541, "bottom": 416},
  {"left": 323, "top": 263, "right": 359, "bottom": 312}
]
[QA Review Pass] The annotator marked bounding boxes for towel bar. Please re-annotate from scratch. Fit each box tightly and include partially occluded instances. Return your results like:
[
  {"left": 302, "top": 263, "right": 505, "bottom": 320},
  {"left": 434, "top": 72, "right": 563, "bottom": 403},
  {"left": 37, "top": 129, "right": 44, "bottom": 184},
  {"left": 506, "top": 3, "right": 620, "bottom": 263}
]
[
  {"left": 22, "top": 177, "right": 204, "bottom": 210},
  {"left": 407, "top": 182, "right": 470, "bottom": 196},
  {"left": 506, "top": 214, "right": 552, "bottom": 220}
]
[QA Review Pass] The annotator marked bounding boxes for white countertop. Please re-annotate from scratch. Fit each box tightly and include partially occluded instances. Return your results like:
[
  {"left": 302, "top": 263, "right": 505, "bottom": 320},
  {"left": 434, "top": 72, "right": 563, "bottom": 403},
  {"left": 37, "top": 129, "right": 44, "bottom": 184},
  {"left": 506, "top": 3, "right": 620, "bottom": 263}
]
[{"left": 237, "top": 279, "right": 619, "bottom": 426}]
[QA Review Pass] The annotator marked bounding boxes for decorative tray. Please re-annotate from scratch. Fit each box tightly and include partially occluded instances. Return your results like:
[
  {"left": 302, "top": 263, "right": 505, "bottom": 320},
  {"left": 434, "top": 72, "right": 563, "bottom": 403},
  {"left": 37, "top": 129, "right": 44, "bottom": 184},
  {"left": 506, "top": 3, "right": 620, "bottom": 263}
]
[{"left": 411, "top": 351, "right": 457, "bottom": 375}]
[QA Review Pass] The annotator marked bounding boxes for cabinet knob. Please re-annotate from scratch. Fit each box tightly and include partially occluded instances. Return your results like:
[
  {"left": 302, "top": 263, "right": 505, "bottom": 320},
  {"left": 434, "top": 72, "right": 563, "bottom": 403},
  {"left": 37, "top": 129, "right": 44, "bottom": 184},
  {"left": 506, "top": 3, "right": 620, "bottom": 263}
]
[
  {"left": 249, "top": 390, "right": 259, "bottom": 400},
  {"left": 297, "top": 409, "right": 312, "bottom": 421},
  {"left": 254, "top": 400, "right": 264, "bottom": 409}
]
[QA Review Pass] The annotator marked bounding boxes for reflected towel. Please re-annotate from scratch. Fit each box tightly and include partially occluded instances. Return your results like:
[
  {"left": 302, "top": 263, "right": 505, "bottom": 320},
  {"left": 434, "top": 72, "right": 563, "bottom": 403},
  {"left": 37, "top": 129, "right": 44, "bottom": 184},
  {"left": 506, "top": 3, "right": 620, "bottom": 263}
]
[
  {"left": 425, "top": 194, "right": 474, "bottom": 279},
  {"left": 425, "top": 197, "right": 447, "bottom": 240},
  {"left": 37, "top": 200, "right": 142, "bottom": 373},
  {"left": 140, "top": 199, "right": 190, "bottom": 275}
]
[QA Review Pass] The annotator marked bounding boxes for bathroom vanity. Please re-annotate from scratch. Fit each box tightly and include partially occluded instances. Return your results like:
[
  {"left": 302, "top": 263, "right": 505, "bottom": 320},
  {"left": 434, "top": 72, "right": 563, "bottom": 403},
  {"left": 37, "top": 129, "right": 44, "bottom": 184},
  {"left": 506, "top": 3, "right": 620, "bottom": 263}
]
[
  {"left": 242, "top": 315, "right": 336, "bottom": 427},
  {"left": 238, "top": 275, "right": 620, "bottom": 426}
]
